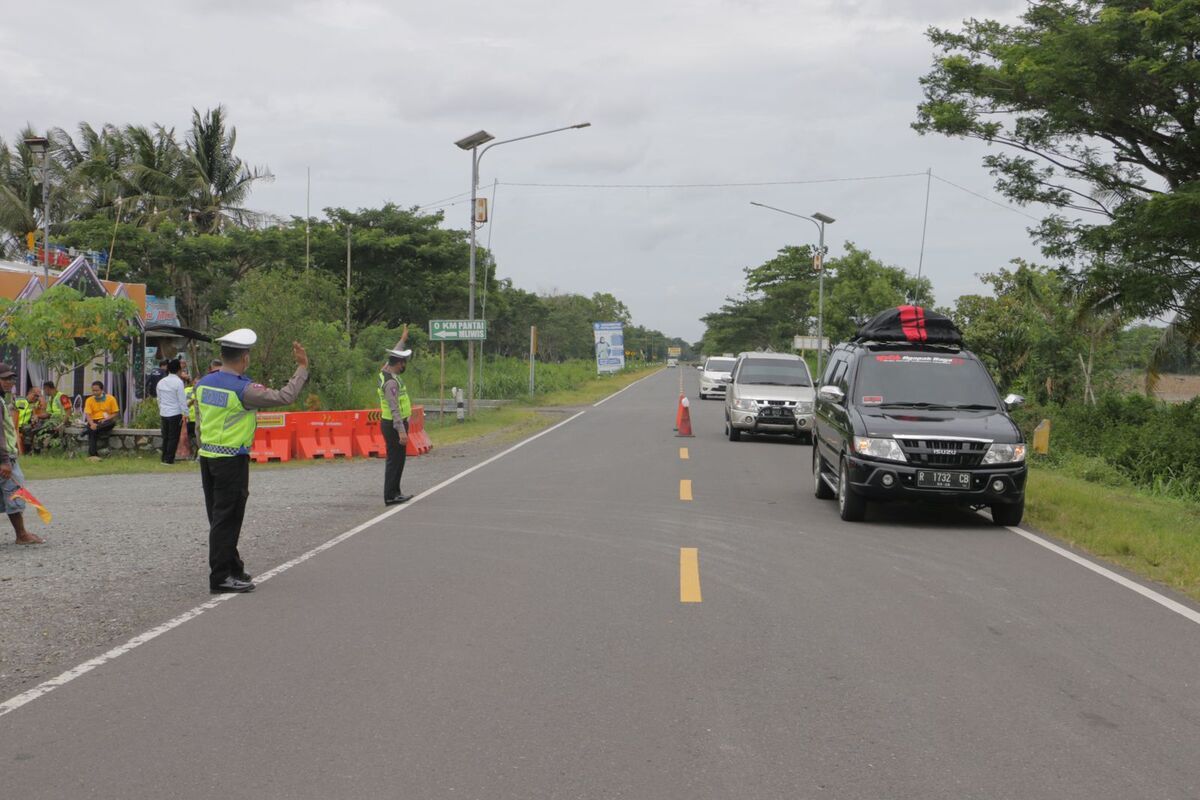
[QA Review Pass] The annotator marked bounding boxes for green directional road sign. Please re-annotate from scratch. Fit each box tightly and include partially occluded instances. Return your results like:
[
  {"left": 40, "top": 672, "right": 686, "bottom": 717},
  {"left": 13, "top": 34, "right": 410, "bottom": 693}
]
[{"left": 429, "top": 319, "right": 488, "bottom": 341}]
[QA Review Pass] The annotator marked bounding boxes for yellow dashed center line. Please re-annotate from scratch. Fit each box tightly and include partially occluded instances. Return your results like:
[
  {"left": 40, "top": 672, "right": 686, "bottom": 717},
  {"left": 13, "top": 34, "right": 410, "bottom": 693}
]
[
  {"left": 679, "top": 447, "right": 689, "bottom": 460},
  {"left": 680, "top": 548, "right": 702, "bottom": 603},
  {"left": 679, "top": 479, "right": 692, "bottom": 501}
]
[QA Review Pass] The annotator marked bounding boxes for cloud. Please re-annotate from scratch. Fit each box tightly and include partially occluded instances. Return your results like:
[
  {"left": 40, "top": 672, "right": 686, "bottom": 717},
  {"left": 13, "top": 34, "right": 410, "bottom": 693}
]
[{"left": 0, "top": 0, "right": 1046, "bottom": 341}]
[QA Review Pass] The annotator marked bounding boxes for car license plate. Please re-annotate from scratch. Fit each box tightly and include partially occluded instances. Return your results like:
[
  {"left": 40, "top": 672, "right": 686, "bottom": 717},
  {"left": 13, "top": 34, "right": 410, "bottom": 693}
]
[
  {"left": 917, "top": 470, "right": 971, "bottom": 489},
  {"left": 760, "top": 407, "right": 792, "bottom": 419}
]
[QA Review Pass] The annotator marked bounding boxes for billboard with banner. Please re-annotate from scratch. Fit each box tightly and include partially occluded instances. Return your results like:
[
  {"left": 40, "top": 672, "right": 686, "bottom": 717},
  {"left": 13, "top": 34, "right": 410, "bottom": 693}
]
[
  {"left": 145, "top": 295, "right": 180, "bottom": 326},
  {"left": 593, "top": 322, "right": 625, "bottom": 374}
]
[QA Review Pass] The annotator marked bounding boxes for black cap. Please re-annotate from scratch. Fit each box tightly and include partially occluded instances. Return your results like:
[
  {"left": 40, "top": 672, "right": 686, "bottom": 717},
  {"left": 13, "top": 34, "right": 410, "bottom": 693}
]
[{"left": 0, "top": 362, "right": 16, "bottom": 379}]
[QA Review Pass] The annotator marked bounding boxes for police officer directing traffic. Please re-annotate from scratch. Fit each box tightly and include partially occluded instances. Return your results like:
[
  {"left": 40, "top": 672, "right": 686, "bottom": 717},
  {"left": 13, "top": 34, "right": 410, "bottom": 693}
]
[
  {"left": 379, "top": 334, "right": 413, "bottom": 506},
  {"left": 195, "top": 329, "right": 309, "bottom": 593}
]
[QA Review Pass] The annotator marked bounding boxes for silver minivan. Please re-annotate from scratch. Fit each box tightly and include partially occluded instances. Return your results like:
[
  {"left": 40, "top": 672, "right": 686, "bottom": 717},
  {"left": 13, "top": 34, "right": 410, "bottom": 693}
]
[{"left": 722, "top": 352, "right": 816, "bottom": 441}]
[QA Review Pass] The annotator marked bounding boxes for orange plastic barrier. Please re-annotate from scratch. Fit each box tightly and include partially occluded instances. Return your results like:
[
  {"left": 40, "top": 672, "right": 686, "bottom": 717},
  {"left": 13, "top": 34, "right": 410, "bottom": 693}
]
[
  {"left": 406, "top": 405, "right": 433, "bottom": 456},
  {"left": 352, "top": 409, "right": 386, "bottom": 458},
  {"left": 250, "top": 412, "right": 294, "bottom": 463},
  {"left": 292, "top": 411, "right": 351, "bottom": 459},
  {"left": 224, "top": 409, "right": 438, "bottom": 462}
]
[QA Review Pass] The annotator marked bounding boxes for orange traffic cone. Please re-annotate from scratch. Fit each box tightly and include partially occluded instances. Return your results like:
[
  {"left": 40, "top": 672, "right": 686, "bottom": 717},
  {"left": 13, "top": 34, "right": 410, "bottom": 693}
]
[
  {"left": 674, "top": 392, "right": 685, "bottom": 431},
  {"left": 676, "top": 397, "right": 694, "bottom": 437}
]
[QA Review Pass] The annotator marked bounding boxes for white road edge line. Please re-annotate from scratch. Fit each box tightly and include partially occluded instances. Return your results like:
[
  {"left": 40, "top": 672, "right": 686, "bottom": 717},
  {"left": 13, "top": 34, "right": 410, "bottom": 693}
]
[
  {"left": 593, "top": 369, "right": 664, "bottom": 407},
  {"left": 1007, "top": 525, "right": 1200, "bottom": 626},
  {"left": 0, "top": 409, "right": 589, "bottom": 720}
]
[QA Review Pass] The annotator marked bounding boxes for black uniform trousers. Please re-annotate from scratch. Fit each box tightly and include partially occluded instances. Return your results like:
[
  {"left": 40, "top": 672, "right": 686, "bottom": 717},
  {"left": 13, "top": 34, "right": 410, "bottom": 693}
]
[
  {"left": 160, "top": 414, "right": 182, "bottom": 464},
  {"left": 200, "top": 454, "right": 249, "bottom": 588},
  {"left": 86, "top": 418, "right": 116, "bottom": 456},
  {"left": 381, "top": 418, "right": 409, "bottom": 501}
]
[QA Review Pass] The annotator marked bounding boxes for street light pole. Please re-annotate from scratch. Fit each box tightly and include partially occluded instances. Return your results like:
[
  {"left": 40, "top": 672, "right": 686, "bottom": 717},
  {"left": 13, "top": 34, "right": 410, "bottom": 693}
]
[
  {"left": 456, "top": 122, "right": 590, "bottom": 416},
  {"left": 749, "top": 202, "right": 836, "bottom": 380},
  {"left": 24, "top": 136, "right": 50, "bottom": 288}
]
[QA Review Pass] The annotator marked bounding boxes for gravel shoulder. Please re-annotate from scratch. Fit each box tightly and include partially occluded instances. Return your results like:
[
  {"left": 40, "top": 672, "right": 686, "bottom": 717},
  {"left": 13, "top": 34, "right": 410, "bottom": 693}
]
[{"left": 0, "top": 421, "right": 558, "bottom": 701}]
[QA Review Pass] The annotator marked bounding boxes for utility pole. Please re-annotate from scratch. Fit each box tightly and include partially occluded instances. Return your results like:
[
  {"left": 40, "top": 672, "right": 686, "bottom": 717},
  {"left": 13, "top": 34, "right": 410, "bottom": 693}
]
[
  {"left": 345, "top": 223, "right": 352, "bottom": 336},
  {"left": 306, "top": 166, "right": 311, "bottom": 271}
]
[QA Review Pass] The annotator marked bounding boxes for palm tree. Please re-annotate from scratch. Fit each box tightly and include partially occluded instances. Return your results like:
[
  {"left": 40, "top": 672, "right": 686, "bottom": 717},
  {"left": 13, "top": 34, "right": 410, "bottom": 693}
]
[
  {"left": 181, "top": 106, "right": 272, "bottom": 232},
  {"left": 0, "top": 138, "right": 38, "bottom": 255}
]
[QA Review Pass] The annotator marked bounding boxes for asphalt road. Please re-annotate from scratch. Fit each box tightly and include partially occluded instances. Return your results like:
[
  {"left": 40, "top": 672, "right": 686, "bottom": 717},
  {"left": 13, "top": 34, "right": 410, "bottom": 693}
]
[{"left": 3, "top": 368, "right": 1199, "bottom": 799}]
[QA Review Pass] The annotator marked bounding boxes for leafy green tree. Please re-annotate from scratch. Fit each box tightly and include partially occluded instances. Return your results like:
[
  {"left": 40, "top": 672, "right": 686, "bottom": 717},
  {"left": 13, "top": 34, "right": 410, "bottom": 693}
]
[
  {"left": 0, "top": 286, "right": 141, "bottom": 378},
  {"left": 210, "top": 269, "right": 352, "bottom": 408},
  {"left": 951, "top": 262, "right": 1114, "bottom": 402},
  {"left": 914, "top": 0, "right": 1200, "bottom": 378},
  {"left": 306, "top": 205, "right": 471, "bottom": 334},
  {"left": 816, "top": 244, "right": 933, "bottom": 344}
]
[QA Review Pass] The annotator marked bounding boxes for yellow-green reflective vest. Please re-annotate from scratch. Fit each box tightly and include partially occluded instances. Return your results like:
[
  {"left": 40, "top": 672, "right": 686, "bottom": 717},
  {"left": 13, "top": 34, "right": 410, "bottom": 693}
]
[
  {"left": 1, "top": 395, "right": 17, "bottom": 451},
  {"left": 15, "top": 398, "right": 31, "bottom": 427},
  {"left": 46, "top": 392, "right": 67, "bottom": 421},
  {"left": 377, "top": 371, "right": 412, "bottom": 422},
  {"left": 196, "top": 375, "right": 256, "bottom": 457}
]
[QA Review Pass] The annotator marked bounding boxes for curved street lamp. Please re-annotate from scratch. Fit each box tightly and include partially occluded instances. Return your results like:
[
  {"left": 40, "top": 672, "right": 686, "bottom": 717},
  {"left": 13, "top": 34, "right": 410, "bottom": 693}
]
[
  {"left": 455, "top": 122, "right": 591, "bottom": 415},
  {"left": 750, "top": 201, "right": 836, "bottom": 380},
  {"left": 24, "top": 135, "right": 50, "bottom": 288}
]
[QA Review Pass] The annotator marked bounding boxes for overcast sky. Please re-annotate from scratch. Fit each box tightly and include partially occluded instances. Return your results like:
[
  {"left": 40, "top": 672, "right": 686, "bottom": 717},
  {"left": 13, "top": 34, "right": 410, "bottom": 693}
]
[{"left": 1, "top": 0, "right": 1043, "bottom": 342}]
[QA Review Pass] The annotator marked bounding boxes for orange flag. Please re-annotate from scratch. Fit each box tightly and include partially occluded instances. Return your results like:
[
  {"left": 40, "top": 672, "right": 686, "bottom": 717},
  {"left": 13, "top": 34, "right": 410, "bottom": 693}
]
[{"left": 13, "top": 487, "right": 51, "bottom": 524}]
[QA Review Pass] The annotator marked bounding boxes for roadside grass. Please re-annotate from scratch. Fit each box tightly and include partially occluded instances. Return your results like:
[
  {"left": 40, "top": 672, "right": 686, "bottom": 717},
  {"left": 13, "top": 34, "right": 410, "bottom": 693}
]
[
  {"left": 21, "top": 366, "right": 662, "bottom": 481},
  {"left": 1025, "top": 466, "right": 1200, "bottom": 602}
]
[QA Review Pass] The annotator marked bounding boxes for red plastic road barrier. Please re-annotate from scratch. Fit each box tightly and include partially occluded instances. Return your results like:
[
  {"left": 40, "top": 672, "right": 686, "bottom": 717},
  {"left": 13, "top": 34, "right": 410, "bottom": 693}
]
[
  {"left": 674, "top": 393, "right": 685, "bottom": 431},
  {"left": 292, "top": 411, "right": 350, "bottom": 459},
  {"left": 250, "top": 412, "right": 294, "bottom": 462},
  {"left": 405, "top": 405, "right": 433, "bottom": 456},
  {"left": 676, "top": 397, "right": 694, "bottom": 438},
  {"left": 352, "top": 410, "right": 386, "bottom": 458}
]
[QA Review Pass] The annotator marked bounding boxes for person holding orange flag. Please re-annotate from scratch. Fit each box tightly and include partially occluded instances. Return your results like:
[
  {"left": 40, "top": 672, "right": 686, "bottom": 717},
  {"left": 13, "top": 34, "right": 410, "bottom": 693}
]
[{"left": 0, "top": 362, "right": 45, "bottom": 544}]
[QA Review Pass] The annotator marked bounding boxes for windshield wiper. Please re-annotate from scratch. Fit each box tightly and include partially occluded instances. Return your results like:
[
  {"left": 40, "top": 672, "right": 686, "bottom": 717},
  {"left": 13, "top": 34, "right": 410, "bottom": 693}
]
[
  {"left": 948, "top": 403, "right": 998, "bottom": 410},
  {"left": 878, "top": 401, "right": 948, "bottom": 409}
]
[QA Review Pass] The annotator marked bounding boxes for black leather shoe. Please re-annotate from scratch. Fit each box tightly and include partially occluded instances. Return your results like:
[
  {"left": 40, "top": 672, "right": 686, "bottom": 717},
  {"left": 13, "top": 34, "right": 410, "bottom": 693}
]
[{"left": 211, "top": 577, "right": 256, "bottom": 593}]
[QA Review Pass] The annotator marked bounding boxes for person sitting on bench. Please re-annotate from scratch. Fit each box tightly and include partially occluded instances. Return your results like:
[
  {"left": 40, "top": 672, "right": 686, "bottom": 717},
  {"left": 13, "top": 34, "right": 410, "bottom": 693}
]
[{"left": 83, "top": 381, "right": 120, "bottom": 459}]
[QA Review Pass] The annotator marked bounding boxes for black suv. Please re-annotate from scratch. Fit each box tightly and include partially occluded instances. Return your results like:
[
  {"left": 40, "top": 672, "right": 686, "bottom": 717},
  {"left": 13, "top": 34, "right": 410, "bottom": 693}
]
[{"left": 812, "top": 307, "right": 1027, "bottom": 525}]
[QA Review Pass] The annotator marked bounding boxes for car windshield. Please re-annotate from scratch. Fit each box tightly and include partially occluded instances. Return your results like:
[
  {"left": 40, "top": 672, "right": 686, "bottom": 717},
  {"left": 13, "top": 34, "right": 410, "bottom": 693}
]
[
  {"left": 704, "top": 358, "right": 736, "bottom": 373},
  {"left": 737, "top": 358, "right": 812, "bottom": 387},
  {"left": 855, "top": 353, "right": 998, "bottom": 408}
]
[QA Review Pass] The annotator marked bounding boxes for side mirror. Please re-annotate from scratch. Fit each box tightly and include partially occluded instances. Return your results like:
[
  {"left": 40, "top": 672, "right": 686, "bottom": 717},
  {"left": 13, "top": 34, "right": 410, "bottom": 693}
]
[
  {"left": 696, "top": 364, "right": 703, "bottom": 370},
  {"left": 719, "top": 375, "right": 732, "bottom": 384},
  {"left": 1003, "top": 393, "right": 1025, "bottom": 410},
  {"left": 818, "top": 385, "right": 845, "bottom": 404}
]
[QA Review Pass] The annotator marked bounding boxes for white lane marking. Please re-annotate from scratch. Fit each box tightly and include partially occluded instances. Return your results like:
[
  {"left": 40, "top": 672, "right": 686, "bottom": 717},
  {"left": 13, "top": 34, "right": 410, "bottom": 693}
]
[
  {"left": 592, "top": 369, "right": 664, "bottom": 407},
  {"left": 1007, "top": 525, "right": 1200, "bottom": 627},
  {"left": 0, "top": 410, "right": 588, "bottom": 720}
]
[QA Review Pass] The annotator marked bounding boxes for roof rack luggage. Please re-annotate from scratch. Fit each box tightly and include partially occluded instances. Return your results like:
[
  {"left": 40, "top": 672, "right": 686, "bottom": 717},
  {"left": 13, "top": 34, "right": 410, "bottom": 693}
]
[{"left": 852, "top": 306, "right": 963, "bottom": 346}]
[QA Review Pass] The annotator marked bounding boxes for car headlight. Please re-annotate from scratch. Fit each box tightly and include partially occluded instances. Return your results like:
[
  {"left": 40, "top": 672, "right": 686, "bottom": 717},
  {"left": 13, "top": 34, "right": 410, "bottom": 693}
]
[
  {"left": 733, "top": 399, "right": 757, "bottom": 411},
  {"left": 983, "top": 443, "right": 1026, "bottom": 464},
  {"left": 795, "top": 401, "right": 813, "bottom": 414},
  {"left": 853, "top": 436, "right": 907, "bottom": 462}
]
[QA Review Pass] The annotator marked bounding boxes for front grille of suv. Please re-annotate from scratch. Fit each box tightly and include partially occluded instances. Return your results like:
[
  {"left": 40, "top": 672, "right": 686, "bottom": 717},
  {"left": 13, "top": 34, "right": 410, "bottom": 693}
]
[{"left": 896, "top": 438, "right": 988, "bottom": 467}]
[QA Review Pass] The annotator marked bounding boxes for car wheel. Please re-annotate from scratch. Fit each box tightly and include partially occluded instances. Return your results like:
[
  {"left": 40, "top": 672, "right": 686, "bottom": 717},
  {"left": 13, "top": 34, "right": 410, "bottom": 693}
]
[
  {"left": 838, "top": 457, "right": 867, "bottom": 521},
  {"left": 728, "top": 422, "right": 741, "bottom": 442},
  {"left": 991, "top": 499, "right": 1024, "bottom": 526},
  {"left": 814, "top": 446, "right": 834, "bottom": 500}
]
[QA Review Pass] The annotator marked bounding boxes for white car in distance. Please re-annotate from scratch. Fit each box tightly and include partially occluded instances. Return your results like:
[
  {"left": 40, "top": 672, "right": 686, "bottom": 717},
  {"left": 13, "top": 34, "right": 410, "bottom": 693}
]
[{"left": 699, "top": 356, "right": 737, "bottom": 399}]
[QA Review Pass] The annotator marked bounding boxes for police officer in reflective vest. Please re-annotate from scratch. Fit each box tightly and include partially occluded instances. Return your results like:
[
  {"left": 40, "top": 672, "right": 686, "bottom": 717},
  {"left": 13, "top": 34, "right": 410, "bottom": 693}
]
[
  {"left": 379, "top": 339, "right": 413, "bottom": 505},
  {"left": 195, "top": 329, "right": 309, "bottom": 593}
]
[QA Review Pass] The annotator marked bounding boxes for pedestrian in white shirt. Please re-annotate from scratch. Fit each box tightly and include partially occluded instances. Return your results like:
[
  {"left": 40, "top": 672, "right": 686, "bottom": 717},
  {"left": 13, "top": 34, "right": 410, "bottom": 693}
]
[{"left": 157, "top": 359, "right": 188, "bottom": 465}]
